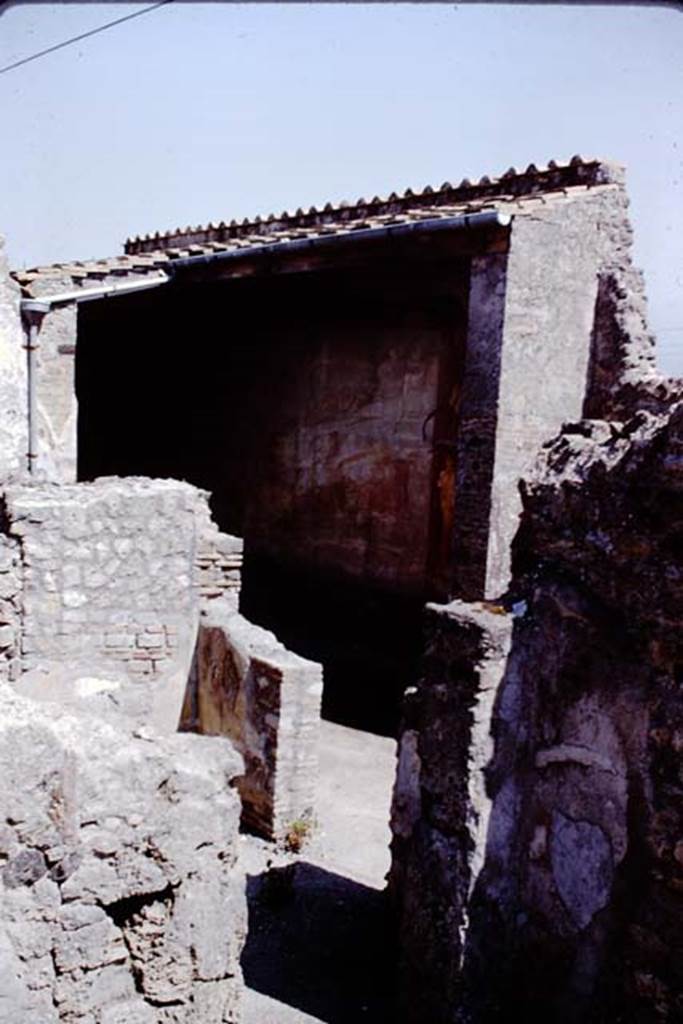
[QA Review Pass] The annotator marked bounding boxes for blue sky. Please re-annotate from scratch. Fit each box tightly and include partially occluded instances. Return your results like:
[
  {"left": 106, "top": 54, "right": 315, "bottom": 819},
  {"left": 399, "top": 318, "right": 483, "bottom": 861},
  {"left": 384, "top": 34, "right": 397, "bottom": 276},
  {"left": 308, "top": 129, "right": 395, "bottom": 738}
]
[{"left": 0, "top": 2, "right": 681, "bottom": 372}]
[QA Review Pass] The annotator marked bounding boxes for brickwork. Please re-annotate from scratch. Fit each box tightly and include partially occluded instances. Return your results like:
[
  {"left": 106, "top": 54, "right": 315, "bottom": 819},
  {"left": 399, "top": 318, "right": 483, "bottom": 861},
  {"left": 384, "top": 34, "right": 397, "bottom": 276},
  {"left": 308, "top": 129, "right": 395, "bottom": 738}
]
[
  {"left": 3, "top": 478, "right": 203, "bottom": 679},
  {"left": 195, "top": 530, "right": 243, "bottom": 605},
  {"left": 182, "top": 600, "right": 324, "bottom": 841},
  {"left": 1, "top": 475, "right": 320, "bottom": 842},
  {"left": 102, "top": 621, "right": 179, "bottom": 679},
  {"left": 452, "top": 182, "right": 656, "bottom": 600},
  {"left": 0, "top": 478, "right": 242, "bottom": 712}
]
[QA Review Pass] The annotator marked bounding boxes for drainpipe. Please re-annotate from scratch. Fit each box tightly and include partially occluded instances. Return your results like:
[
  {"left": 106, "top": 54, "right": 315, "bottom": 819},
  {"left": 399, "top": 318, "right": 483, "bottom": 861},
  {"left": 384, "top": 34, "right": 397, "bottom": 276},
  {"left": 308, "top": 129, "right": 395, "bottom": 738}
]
[
  {"left": 20, "top": 272, "right": 169, "bottom": 474},
  {"left": 23, "top": 315, "right": 40, "bottom": 474}
]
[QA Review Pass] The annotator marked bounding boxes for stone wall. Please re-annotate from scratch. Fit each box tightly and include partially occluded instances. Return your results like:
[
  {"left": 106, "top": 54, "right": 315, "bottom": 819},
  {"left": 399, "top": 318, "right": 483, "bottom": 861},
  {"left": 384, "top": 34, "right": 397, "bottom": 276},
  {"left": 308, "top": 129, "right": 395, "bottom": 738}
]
[
  {"left": 583, "top": 260, "right": 683, "bottom": 423},
  {"left": 195, "top": 532, "right": 243, "bottom": 605},
  {"left": 0, "top": 477, "right": 242, "bottom": 732},
  {"left": 0, "top": 474, "right": 321, "bottom": 840},
  {"left": 0, "top": 526, "right": 23, "bottom": 685},
  {"left": 0, "top": 682, "right": 246, "bottom": 1023},
  {"left": 182, "top": 599, "right": 323, "bottom": 841},
  {"left": 453, "top": 172, "right": 656, "bottom": 600},
  {"left": 390, "top": 403, "right": 683, "bottom": 1023},
  {"left": 0, "top": 235, "right": 27, "bottom": 482},
  {"left": 31, "top": 301, "right": 79, "bottom": 484},
  {"left": 389, "top": 599, "right": 512, "bottom": 1023}
]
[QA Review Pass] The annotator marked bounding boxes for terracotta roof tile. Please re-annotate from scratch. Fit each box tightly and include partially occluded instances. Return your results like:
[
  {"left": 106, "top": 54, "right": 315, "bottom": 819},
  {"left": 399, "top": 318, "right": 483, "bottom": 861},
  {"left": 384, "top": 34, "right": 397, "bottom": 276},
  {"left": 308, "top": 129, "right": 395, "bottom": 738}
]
[
  {"left": 11, "top": 157, "right": 624, "bottom": 294},
  {"left": 122, "top": 156, "right": 622, "bottom": 255}
]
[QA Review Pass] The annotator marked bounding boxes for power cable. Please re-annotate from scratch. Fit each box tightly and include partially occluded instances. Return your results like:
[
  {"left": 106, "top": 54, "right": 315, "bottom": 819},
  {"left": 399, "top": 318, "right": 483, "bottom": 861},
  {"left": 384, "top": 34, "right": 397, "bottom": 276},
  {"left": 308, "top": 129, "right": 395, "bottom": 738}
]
[{"left": 0, "top": 1, "right": 174, "bottom": 77}]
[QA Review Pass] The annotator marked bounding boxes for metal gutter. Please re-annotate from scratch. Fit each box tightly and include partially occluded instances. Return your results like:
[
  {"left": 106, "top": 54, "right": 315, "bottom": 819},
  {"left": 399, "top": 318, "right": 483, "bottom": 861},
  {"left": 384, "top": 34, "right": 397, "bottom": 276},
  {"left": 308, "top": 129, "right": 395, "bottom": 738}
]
[
  {"left": 17, "top": 209, "right": 509, "bottom": 473},
  {"left": 167, "top": 209, "right": 513, "bottom": 271},
  {"left": 20, "top": 272, "right": 170, "bottom": 313}
]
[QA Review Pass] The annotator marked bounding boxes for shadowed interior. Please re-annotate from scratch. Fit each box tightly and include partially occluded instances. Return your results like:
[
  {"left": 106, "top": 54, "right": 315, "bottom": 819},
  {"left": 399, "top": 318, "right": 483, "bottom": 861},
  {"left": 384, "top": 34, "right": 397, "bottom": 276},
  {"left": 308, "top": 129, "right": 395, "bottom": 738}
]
[{"left": 76, "top": 259, "right": 469, "bottom": 734}]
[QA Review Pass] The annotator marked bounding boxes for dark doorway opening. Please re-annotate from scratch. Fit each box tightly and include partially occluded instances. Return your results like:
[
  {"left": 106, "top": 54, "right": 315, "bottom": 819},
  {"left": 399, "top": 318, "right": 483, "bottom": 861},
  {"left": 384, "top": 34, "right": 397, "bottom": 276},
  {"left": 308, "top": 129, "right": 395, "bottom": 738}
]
[
  {"left": 76, "top": 258, "right": 468, "bottom": 735},
  {"left": 240, "top": 553, "right": 425, "bottom": 737}
]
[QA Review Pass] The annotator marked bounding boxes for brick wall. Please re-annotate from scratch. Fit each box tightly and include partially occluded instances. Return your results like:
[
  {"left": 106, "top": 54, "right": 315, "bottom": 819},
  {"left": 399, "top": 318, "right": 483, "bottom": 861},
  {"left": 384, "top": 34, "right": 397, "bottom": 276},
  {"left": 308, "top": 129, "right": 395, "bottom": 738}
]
[{"left": 182, "top": 600, "right": 323, "bottom": 841}]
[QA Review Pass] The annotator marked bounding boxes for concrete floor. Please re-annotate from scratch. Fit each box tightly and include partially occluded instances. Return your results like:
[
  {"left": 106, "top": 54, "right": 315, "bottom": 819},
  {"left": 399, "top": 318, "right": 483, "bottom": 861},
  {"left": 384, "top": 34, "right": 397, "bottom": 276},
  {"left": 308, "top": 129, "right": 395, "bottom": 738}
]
[{"left": 241, "top": 720, "right": 397, "bottom": 1024}]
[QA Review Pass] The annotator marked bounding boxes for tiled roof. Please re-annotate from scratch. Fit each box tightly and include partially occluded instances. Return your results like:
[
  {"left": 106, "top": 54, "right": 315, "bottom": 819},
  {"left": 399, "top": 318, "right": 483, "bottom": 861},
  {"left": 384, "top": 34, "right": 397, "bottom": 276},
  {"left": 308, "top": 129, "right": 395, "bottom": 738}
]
[
  {"left": 124, "top": 155, "right": 621, "bottom": 255},
  {"left": 13, "top": 156, "right": 622, "bottom": 294}
]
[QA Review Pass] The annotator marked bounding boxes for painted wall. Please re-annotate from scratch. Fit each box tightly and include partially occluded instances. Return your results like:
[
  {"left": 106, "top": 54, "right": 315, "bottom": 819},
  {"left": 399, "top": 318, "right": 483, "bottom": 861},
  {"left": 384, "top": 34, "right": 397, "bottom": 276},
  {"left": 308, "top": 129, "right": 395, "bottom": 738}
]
[
  {"left": 183, "top": 600, "right": 323, "bottom": 840},
  {"left": 238, "top": 305, "right": 451, "bottom": 594},
  {"left": 77, "top": 267, "right": 468, "bottom": 600}
]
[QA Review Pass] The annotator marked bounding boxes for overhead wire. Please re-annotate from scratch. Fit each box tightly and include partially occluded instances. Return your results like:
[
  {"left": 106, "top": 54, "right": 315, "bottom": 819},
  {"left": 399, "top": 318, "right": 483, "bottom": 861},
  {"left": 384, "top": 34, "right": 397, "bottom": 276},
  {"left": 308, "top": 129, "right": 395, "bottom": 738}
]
[{"left": 0, "top": 1, "right": 174, "bottom": 77}]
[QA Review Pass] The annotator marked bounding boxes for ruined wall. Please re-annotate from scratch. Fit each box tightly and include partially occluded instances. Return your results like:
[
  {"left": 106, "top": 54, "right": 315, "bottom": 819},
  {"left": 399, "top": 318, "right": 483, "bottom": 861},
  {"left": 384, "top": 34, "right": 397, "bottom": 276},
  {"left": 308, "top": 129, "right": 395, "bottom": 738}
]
[
  {"left": 0, "top": 474, "right": 321, "bottom": 842},
  {"left": 0, "top": 477, "right": 242, "bottom": 733},
  {"left": 583, "top": 254, "right": 683, "bottom": 422},
  {"left": 390, "top": 403, "right": 683, "bottom": 1023},
  {"left": 483, "top": 195, "right": 604, "bottom": 594},
  {"left": 450, "top": 253, "right": 508, "bottom": 599},
  {"left": 0, "top": 236, "right": 27, "bottom": 482},
  {"left": 390, "top": 599, "right": 511, "bottom": 1023},
  {"left": 183, "top": 599, "right": 323, "bottom": 840},
  {"left": 0, "top": 527, "right": 23, "bottom": 685},
  {"left": 0, "top": 683, "right": 246, "bottom": 1023}
]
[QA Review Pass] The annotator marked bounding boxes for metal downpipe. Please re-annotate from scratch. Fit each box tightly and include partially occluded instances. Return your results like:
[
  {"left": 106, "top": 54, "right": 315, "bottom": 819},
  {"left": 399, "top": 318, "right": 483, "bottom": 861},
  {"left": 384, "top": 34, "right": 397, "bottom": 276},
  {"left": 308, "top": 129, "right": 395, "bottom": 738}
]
[
  {"left": 26, "top": 318, "right": 39, "bottom": 474},
  {"left": 20, "top": 273, "right": 170, "bottom": 475}
]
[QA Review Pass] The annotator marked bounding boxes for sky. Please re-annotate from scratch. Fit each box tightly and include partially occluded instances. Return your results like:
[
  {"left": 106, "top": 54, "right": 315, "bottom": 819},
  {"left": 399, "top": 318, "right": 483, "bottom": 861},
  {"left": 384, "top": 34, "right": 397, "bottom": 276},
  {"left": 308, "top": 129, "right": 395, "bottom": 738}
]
[{"left": 0, "top": 2, "right": 681, "bottom": 373}]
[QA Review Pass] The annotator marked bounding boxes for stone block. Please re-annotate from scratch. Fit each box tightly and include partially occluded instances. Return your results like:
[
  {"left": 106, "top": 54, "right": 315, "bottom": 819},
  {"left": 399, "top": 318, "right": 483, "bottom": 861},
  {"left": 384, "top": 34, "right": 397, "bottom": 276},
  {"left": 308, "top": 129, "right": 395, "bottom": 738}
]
[
  {"left": 0, "top": 572, "right": 19, "bottom": 599},
  {"left": 0, "top": 623, "right": 15, "bottom": 648},
  {"left": 136, "top": 633, "right": 164, "bottom": 649},
  {"left": 0, "top": 685, "right": 246, "bottom": 1022},
  {"left": 104, "top": 634, "right": 134, "bottom": 650}
]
